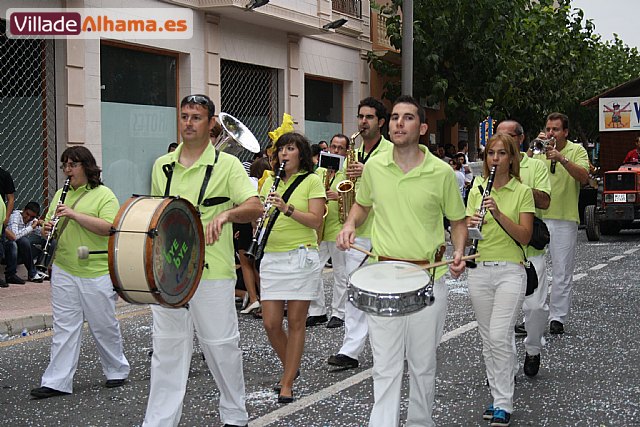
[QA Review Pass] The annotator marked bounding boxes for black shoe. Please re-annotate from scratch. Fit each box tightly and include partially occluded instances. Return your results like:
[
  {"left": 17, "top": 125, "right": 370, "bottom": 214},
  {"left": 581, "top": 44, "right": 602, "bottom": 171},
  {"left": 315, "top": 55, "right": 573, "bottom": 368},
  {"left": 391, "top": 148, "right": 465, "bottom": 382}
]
[
  {"left": 105, "top": 379, "right": 126, "bottom": 388},
  {"left": 6, "top": 274, "right": 25, "bottom": 285},
  {"left": 327, "top": 353, "right": 359, "bottom": 369},
  {"left": 277, "top": 390, "right": 294, "bottom": 404},
  {"left": 549, "top": 320, "right": 564, "bottom": 335},
  {"left": 326, "top": 316, "right": 344, "bottom": 329},
  {"left": 523, "top": 352, "right": 540, "bottom": 377},
  {"left": 514, "top": 322, "right": 527, "bottom": 336},
  {"left": 273, "top": 369, "right": 300, "bottom": 393},
  {"left": 0, "top": 278, "right": 8, "bottom": 288},
  {"left": 30, "top": 386, "right": 70, "bottom": 399},
  {"left": 223, "top": 424, "right": 248, "bottom": 427},
  {"left": 306, "top": 314, "right": 328, "bottom": 327}
]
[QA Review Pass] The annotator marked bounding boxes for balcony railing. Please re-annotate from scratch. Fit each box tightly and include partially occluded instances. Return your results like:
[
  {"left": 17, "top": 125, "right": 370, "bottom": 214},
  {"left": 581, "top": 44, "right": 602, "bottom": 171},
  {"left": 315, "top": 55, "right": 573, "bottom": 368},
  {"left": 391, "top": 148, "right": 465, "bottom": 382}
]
[{"left": 332, "top": 0, "right": 362, "bottom": 18}]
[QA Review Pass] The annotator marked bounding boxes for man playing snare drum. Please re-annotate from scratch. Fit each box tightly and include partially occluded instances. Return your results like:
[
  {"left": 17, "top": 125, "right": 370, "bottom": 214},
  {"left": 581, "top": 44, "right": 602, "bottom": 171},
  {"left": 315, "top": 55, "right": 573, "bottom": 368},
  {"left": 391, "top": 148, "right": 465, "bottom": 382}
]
[
  {"left": 337, "top": 95, "right": 467, "bottom": 427},
  {"left": 143, "top": 94, "right": 262, "bottom": 427}
]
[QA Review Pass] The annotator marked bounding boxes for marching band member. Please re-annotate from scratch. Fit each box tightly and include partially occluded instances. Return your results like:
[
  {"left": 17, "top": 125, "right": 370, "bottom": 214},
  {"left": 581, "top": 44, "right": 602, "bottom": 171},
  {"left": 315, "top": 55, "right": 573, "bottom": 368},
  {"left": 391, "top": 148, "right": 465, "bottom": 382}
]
[
  {"left": 496, "top": 120, "right": 551, "bottom": 378},
  {"left": 327, "top": 97, "right": 392, "bottom": 368},
  {"left": 144, "top": 94, "right": 261, "bottom": 427},
  {"left": 466, "top": 133, "right": 534, "bottom": 427},
  {"left": 30, "top": 147, "right": 130, "bottom": 399},
  {"left": 308, "top": 133, "right": 349, "bottom": 329},
  {"left": 337, "top": 95, "right": 467, "bottom": 426},
  {"left": 258, "top": 132, "right": 325, "bottom": 404}
]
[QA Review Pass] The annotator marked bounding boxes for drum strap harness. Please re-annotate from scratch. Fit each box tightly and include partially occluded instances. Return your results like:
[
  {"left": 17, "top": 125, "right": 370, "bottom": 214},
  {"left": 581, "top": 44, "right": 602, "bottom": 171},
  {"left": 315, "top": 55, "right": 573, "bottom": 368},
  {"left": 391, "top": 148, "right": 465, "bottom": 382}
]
[
  {"left": 254, "top": 172, "right": 311, "bottom": 261},
  {"left": 162, "top": 149, "right": 230, "bottom": 212}
]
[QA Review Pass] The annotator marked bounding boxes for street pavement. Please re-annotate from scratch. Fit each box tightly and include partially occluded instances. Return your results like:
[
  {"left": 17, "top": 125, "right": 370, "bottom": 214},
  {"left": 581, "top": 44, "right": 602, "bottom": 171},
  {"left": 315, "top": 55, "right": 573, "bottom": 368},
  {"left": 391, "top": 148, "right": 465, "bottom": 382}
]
[{"left": 0, "top": 229, "right": 638, "bottom": 426}]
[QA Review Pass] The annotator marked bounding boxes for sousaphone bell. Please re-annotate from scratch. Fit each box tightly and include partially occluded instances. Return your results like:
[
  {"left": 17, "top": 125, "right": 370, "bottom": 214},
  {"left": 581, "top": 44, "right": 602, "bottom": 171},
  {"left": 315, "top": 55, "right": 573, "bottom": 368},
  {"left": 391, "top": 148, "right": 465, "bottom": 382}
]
[{"left": 215, "top": 112, "right": 261, "bottom": 156}]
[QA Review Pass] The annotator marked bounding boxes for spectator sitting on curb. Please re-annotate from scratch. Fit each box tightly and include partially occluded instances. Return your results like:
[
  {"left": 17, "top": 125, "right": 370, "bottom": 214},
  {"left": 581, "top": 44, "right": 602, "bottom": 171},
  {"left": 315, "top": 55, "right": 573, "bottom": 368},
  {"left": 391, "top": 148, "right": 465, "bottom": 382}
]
[{"left": 4, "top": 201, "right": 49, "bottom": 284}]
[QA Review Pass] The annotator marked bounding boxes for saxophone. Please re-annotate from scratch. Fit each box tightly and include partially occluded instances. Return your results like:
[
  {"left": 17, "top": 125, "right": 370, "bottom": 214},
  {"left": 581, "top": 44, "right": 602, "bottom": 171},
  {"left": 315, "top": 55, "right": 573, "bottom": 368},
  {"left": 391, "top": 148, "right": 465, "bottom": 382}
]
[{"left": 336, "top": 130, "right": 361, "bottom": 223}]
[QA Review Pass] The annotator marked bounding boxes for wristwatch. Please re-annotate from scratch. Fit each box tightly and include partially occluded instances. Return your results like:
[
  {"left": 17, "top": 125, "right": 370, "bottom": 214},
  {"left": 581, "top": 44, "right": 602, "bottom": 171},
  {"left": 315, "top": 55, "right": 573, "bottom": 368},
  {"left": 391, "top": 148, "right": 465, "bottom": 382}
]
[{"left": 284, "top": 204, "right": 295, "bottom": 217}]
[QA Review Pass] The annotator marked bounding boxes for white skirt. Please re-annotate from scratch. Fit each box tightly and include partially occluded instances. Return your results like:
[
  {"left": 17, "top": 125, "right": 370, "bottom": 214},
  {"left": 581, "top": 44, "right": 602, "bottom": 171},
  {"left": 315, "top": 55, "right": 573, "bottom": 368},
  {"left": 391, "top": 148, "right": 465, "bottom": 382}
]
[{"left": 260, "top": 248, "right": 321, "bottom": 300}]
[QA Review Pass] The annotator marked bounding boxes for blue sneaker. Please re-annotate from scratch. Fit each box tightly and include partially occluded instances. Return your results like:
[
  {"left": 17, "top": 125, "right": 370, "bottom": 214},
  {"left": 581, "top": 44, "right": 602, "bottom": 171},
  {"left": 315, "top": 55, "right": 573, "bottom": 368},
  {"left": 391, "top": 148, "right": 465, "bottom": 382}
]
[
  {"left": 483, "top": 404, "right": 494, "bottom": 420},
  {"left": 490, "top": 408, "right": 511, "bottom": 426}
]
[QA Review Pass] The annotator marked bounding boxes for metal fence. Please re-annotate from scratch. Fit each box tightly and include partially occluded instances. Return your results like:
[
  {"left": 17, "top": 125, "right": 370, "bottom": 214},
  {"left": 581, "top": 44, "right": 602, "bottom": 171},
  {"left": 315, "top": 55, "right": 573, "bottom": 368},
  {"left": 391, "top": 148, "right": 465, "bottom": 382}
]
[
  {"left": 220, "top": 59, "right": 279, "bottom": 163},
  {"left": 333, "top": 0, "right": 362, "bottom": 18},
  {"left": 0, "top": 19, "right": 57, "bottom": 211}
]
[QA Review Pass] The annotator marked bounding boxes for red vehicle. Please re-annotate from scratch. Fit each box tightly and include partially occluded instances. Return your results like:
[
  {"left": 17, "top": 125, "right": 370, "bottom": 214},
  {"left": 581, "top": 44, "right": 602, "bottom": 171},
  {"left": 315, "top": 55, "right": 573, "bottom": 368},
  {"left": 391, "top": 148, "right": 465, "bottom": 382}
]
[{"left": 585, "top": 162, "right": 640, "bottom": 240}]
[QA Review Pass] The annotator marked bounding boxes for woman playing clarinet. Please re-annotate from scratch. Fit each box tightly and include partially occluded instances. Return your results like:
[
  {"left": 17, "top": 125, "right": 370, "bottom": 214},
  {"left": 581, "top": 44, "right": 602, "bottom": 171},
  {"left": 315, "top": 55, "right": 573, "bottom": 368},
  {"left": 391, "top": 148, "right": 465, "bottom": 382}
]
[
  {"left": 258, "top": 132, "right": 325, "bottom": 404},
  {"left": 465, "top": 133, "right": 534, "bottom": 427}
]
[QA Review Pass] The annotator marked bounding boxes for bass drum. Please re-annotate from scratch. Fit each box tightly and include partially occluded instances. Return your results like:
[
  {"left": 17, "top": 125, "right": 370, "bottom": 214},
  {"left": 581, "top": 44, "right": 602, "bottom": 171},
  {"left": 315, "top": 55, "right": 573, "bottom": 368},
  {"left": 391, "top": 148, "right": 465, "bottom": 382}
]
[
  {"left": 348, "top": 261, "right": 434, "bottom": 317},
  {"left": 109, "top": 196, "right": 205, "bottom": 307}
]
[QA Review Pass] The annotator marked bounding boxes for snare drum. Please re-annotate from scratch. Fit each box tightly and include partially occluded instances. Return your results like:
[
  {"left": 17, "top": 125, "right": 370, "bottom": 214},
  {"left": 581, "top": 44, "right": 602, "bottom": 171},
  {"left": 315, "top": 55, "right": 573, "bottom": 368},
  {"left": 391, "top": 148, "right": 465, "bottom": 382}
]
[
  {"left": 348, "top": 261, "right": 434, "bottom": 316},
  {"left": 109, "top": 196, "right": 205, "bottom": 307}
]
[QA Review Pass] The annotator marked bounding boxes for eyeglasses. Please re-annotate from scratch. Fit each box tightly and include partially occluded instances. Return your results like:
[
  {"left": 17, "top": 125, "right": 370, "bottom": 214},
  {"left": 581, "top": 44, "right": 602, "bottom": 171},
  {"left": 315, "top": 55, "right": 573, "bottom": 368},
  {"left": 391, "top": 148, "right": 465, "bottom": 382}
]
[
  {"left": 185, "top": 95, "right": 210, "bottom": 106},
  {"left": 60, "top": 161, "right": 81, "bottom": 170}
]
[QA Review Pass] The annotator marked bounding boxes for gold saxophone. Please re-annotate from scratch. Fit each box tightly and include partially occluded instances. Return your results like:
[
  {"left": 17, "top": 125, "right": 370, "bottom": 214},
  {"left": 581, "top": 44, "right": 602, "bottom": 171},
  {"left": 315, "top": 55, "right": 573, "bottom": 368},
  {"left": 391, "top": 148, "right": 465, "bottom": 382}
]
[{"left": 336, "top": 131, "right": 361, "bottom": 223}]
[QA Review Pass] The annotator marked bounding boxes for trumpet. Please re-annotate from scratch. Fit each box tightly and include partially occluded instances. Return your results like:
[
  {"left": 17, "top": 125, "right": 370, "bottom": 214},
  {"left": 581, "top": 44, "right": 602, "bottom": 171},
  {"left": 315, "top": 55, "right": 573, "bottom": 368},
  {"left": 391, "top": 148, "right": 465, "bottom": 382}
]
[
  {"left": 35, "top": 177, "right": 71, "bottom": 274},
  {"left": 466, "top": 165, "right": 497, "bottom": 268},
  {"left": 532, "top": 136, "right": 558, "bottom": 173},
  {"left": 336, "top": 130, "right": 361, "bottom": 223},
  {"left": 246, "top": 161, "right": 287, "bottom": 259}
]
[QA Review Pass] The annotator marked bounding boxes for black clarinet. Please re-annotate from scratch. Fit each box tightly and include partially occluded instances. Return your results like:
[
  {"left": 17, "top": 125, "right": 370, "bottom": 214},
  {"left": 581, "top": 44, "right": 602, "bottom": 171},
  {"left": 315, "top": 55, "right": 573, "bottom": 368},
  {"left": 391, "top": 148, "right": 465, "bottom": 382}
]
[
  {"left": 35, "top": 177, "right": 71, "bottom": 274},
  {"left": 245, "top": 161, "right": 287, "bottom": 259},
  {"left": 466, "top": 165, "right": 497, "bottom": 268}
]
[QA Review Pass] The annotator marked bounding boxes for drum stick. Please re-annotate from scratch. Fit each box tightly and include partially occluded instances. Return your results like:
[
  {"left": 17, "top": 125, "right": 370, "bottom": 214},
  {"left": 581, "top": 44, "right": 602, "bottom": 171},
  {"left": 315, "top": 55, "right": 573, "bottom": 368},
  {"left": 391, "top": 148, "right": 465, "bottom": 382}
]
[
  {"left": 349, "top": 244, "right": 374, "bottom": 257},
  {"left": 77, "top": 246, "right": 108, "bottom": 259},
  {"left": 400, "top": 253, "right": 480, "bottom": 274}
]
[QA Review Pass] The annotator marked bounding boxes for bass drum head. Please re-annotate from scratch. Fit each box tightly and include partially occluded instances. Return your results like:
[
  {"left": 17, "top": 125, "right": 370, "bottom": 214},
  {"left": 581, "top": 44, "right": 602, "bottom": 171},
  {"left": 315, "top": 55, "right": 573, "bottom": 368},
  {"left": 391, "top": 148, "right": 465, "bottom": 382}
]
[{"left": 149, "top": 198, "right": 205, "bottom": 306}]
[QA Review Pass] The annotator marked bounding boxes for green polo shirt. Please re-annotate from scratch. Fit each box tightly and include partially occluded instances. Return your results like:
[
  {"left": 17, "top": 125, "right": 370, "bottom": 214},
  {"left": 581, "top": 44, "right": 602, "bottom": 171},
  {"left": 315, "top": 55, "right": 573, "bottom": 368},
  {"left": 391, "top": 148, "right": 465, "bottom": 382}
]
[
  {"left": 519, "top": 154, "right": 551, "bottom": 257},
  {"left": 46, "top": 184, "right": 119, "bottom": 278},
  {"left": 357, "top": 145, "right": 466, "bottom": 280},
  {"left": 260, "top": 170, "right": 326, "bottom": 252},
  {"left": 151, "top": 143, "right": 258, "bottom": 280},
  {"left": 0, "top": 199, "right": 5, "bottom": 225},
  {"left": 354, "top": 136, "right": 393, "bottom": 238},
  {"left": 534, "top": 140, "right": 589, "bottom": 223},
  {"left": 466, "top": 176, "right": 535, "bottom": 264},
  {"left": 317, "top": 167, "right": 346, "bottom": 242}
]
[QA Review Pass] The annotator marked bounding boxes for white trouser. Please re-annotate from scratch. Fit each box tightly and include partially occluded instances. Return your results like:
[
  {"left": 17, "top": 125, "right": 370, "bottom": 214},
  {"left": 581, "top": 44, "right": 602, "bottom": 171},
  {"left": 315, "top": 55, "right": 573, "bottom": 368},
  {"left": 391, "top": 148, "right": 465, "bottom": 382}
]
[
  {"left": 468, "top": 263, "right": 525, "bottom": 413},
  {"left": 523, "top": 254, "right": 549, "bottom": 355},
  {"left": 545, "top": 219, "right": 578, "bottom": 324},
  {"left": 308, "top": 241, "right": 348, "bottom": 318},
  {"left": 338, "top": 237, "right": 371, "bottom": 359},
  {"left": 41, "top": 265, "right": 130, "bottom": 393},
  {"left": 367, "top": 277, "right": 447, "bottom": 427},
  {"left": 143, "top": 279, "right": 248, "bottom": 427}
]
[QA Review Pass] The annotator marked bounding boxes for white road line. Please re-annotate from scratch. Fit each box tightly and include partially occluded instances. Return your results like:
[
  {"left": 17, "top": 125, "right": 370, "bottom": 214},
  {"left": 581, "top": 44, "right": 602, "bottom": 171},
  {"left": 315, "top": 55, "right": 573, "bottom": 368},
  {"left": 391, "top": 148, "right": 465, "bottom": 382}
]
[
  {"left": 624, "top": 248, "right": 639, "bottom": 254},
  {"left": 608, "top": 255, "right": 625, "bottom": 261},
  {"left": 573, "top": 273, "right": 587, "bottom": 281},
  {"left": 590, "top": 264, "right": 607, "bottom": 270},
  {"left": 248, "top": 320, "right": 478, "bottom": 427}
]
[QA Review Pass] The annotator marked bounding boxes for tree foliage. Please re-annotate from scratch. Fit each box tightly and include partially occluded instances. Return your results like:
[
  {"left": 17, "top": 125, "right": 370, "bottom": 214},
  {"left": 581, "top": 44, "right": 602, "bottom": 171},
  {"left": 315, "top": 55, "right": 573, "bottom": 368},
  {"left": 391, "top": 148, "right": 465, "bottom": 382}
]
[{"left": 371, "top": 0, "right": 640, "bottom": 143}]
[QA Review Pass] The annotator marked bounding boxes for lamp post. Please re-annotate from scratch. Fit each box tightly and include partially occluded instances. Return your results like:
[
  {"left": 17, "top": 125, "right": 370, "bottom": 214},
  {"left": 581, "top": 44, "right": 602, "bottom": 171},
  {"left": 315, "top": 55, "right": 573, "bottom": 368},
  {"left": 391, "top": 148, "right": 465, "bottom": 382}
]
[{"left": 401, "top": 0, "right": 413, "bottom": 96}]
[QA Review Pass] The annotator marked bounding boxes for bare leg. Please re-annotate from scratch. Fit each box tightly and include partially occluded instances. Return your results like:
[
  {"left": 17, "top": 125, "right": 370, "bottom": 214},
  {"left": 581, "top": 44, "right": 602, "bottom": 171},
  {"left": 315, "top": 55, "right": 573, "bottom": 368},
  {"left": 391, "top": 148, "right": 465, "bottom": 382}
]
[
  {"left": 279, "top": 300, "right": 310, "bottom": 397},
  {"left": 238, "top": 250, "right": 259, "bottom": 304}
]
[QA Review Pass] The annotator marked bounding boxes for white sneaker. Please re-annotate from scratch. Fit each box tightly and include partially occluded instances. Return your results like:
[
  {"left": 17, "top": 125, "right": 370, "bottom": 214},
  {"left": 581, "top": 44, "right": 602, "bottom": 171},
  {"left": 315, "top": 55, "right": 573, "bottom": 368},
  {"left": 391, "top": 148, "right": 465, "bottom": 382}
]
[{"left": 29, "top": 272, "right": 46, "bottom": 283}]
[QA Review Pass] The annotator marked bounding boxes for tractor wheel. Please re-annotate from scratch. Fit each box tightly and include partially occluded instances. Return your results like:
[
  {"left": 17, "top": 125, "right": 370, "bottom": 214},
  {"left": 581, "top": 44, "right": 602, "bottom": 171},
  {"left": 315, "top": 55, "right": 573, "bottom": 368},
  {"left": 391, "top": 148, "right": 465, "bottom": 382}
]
[{"left": 584, "top": 205, "right": 600, "bottom": 241}]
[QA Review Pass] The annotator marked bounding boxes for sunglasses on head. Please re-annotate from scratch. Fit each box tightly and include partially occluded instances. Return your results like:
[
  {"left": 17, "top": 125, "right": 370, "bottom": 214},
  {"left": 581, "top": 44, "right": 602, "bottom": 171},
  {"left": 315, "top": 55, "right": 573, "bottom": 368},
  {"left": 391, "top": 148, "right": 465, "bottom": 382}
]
[{"left": 186, "top": 95, "right": 210, "bottom": 106}]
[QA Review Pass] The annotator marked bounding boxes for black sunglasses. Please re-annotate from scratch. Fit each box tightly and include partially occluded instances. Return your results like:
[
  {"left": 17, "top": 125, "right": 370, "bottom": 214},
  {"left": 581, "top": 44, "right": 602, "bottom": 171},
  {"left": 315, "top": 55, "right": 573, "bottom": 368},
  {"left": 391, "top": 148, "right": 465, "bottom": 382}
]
[{"left": 185, "top": 95, "right": 210, "bottom": 105}]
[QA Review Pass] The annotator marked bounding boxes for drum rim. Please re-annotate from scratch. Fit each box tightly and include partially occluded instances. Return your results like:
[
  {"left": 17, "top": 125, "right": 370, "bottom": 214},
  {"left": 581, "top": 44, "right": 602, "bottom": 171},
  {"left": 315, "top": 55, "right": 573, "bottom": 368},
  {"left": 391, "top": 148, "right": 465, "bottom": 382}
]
[
  {"left": 348, "top": 260, "right": 431, "bottom": 294},
  {"left": 146, "top": 197, "right": 205, "bottom": 307}
]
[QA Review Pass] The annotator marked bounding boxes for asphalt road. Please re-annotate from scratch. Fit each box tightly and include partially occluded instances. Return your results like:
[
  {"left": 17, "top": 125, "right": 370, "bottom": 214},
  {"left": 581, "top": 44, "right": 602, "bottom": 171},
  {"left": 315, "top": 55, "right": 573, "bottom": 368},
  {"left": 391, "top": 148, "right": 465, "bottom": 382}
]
[{"left": 1, "top": 229, "right": 638, "bottom": 426}]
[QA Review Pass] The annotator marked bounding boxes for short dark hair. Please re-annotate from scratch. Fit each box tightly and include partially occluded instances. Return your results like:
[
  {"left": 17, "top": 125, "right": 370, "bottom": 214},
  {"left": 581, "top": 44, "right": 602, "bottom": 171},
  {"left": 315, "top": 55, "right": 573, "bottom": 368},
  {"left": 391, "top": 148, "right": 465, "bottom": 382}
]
[
  {"left": 457, "top": 140, "right": 468, "bottom": 151},
  {"left": 61, "top": 146, "right": 102, "bottom": 189},
  {"left": 330, "top": 133, "right": 349, "bottom": 147},
  {"left": 24, "top": 201, "right": 40, "bottom": 216},
  {"left": 392, "top": 95, "right": 425, "bottom": 124},
  {"left": 274, "top": 132, "right": 314, "bottom": 173},
  {"left": 167, "top": 142, "right": 179, "bottom": 152},
  {"left": 180, "top": 94, "right": 215, "bottom": 120},
  {"left": 546, "top": 112, "right": 569, "bottom": 130},
  {"left": 358, "top": 97, "right": 388, "bottom": 122},
  {"left": 311, "top": 143, "right": 322, "bottom": 157},
  {"left": 249, "top": 156, "right": 271, "bottom": 179}
]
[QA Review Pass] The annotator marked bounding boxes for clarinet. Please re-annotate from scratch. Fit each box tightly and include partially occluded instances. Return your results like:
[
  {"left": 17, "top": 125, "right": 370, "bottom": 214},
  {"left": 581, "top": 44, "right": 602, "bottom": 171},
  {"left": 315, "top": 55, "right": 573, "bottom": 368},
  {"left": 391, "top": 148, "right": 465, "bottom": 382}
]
[
  {"left": 466, "top": 165, "right": 497, "bottom": 268},
  {"left": 245, "top": 161, "right": 287, "bottom": 259},
  {"left": 35, "top": 177, "right": 71, "bottom": 274}
]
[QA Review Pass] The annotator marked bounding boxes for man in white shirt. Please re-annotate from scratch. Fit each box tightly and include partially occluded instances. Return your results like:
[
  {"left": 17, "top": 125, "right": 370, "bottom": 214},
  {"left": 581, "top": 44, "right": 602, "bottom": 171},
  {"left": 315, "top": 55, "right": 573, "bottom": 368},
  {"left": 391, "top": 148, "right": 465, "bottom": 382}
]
[{"left": 4, "top": 201, "right": 48, "bottom": 283}]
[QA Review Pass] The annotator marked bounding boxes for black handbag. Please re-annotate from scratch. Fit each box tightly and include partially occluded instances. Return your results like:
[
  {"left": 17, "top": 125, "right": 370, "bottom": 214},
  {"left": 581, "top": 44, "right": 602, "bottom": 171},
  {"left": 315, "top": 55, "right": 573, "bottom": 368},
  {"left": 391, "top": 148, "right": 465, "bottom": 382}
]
[
  {"left": 494, "top": 217, "right": 539, "bottom": 296},
  {"left": 528, "top": 216, "right": 550, "bottom": 250}
]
